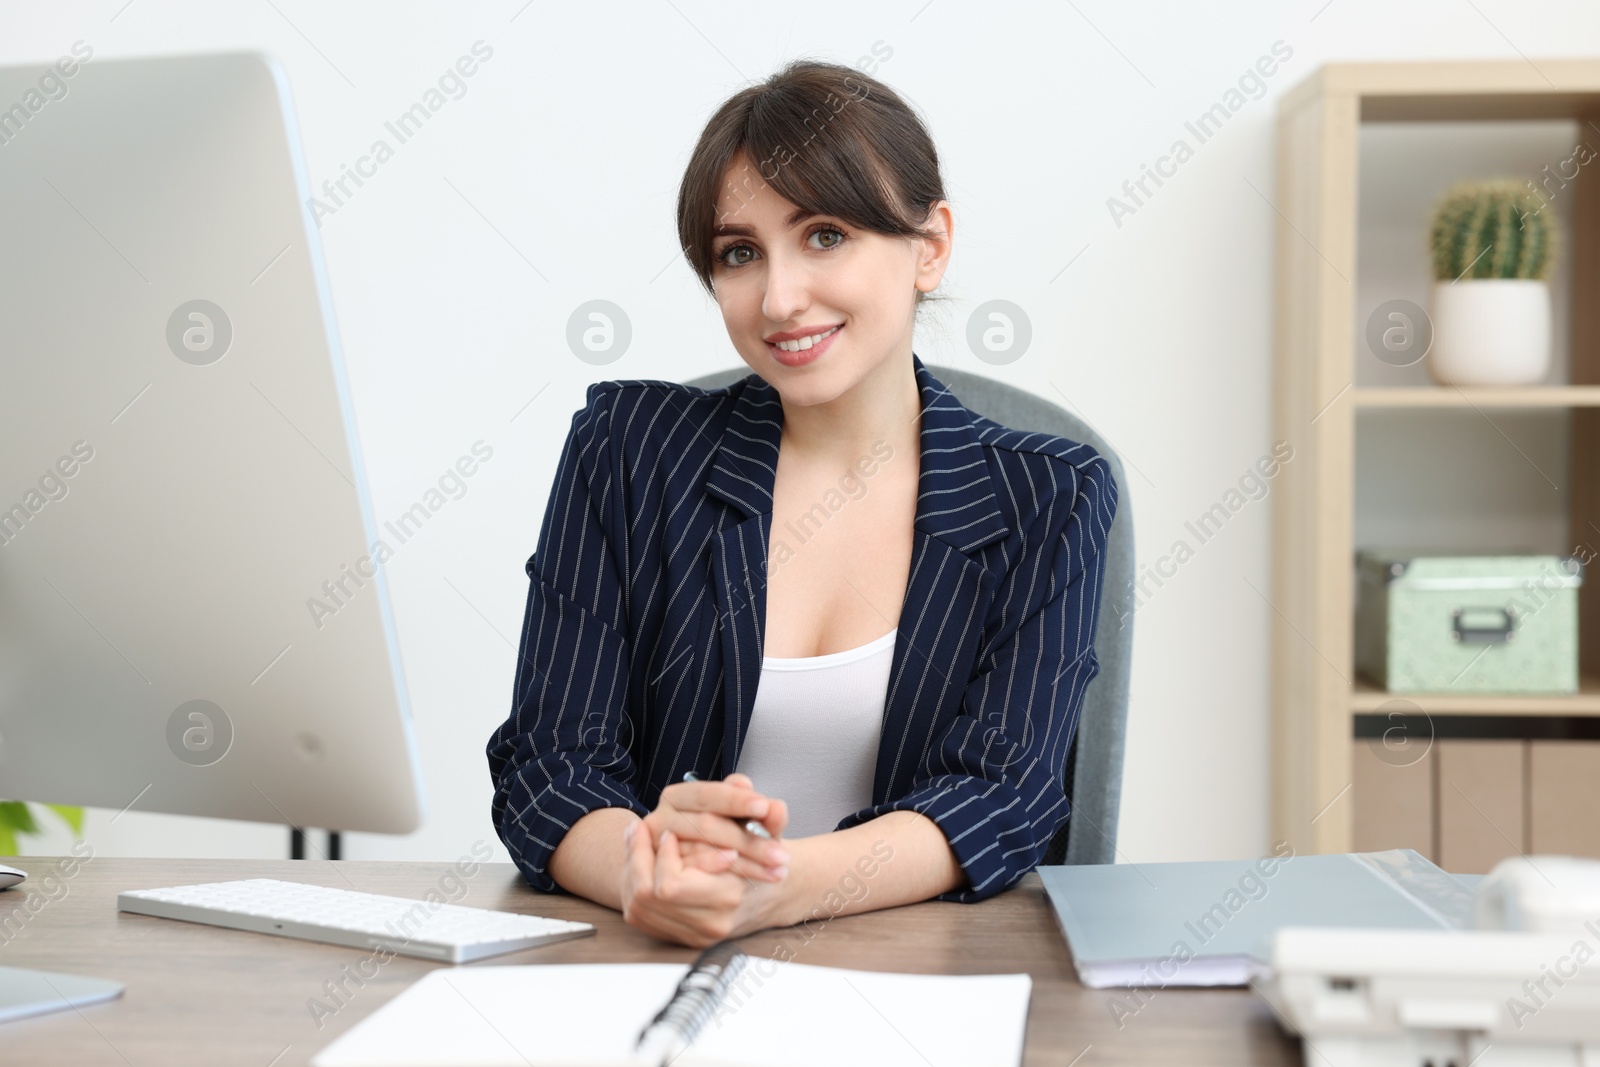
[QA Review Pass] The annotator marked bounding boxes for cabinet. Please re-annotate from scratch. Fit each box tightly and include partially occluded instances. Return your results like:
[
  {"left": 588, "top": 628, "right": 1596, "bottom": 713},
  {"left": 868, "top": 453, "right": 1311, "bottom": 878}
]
[
  {"left": 1349, "top": 735, "right": 1600, "bottom": 872},
  {"left": 1271, "top": 61, "right": 1600, "bottom": 859}
]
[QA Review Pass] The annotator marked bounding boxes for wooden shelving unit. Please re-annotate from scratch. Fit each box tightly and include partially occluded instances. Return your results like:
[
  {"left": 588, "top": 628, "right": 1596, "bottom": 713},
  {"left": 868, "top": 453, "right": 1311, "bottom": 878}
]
[
  {"left": 1270, "top": 60, "right": 1600, "bottom": 855},
  {"left": 1350, "top": 676, "right": 1600, "bottom": 716},
  {"left": 1353, "top": 385, "right": 1600, "bottom": 408}
]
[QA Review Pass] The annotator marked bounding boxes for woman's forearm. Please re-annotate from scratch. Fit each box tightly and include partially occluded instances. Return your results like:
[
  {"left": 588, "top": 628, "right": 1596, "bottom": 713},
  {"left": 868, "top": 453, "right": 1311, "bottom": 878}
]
[
  {"left": 547, "top": 806, "right": 641, "bottom": 909},
  {"left": 771, "top": 811, "right": 966, "bottom": 926},
  {"left": 547, "top": 806, "right": 967, "bottom": 935}
]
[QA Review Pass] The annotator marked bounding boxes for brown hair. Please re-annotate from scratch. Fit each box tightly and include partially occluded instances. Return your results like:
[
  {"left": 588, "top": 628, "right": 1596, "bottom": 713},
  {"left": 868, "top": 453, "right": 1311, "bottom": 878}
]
[{"left": 676, "top": 58, "right": 949, "bottom": 308}]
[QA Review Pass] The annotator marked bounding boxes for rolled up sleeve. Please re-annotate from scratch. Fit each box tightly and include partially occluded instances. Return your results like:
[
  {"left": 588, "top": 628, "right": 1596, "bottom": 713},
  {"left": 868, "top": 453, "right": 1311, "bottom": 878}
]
[
  {"left": 845, "top": 451, "right": 1118, "bottom": 902},
  {"left": 486, "top": 383, "right": 648, "bottom": 892}
]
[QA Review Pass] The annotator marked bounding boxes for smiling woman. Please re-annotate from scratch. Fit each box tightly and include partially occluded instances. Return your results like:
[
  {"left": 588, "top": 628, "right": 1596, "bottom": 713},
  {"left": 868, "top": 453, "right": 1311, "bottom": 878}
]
[{"left": 486, "top": 58, "right": 1117, "bottom": 948}]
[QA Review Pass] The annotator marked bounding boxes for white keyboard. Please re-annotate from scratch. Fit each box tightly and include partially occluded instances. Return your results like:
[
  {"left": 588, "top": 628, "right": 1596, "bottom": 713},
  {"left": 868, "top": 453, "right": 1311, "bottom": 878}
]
[{"left": 117, "top": 878, "right": 594, "bottom": 963}]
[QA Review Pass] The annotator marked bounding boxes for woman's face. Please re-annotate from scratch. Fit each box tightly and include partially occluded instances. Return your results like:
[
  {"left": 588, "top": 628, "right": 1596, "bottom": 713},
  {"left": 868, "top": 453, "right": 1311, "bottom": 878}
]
[{"left": 708, "top": 153, "right": 949, "bottom": 403}]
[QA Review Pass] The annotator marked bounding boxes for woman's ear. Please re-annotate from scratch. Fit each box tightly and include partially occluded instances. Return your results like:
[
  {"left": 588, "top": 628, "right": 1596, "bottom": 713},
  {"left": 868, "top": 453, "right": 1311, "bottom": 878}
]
[{"left": 914, "top": 199, "right": 953, "bottom": 295}]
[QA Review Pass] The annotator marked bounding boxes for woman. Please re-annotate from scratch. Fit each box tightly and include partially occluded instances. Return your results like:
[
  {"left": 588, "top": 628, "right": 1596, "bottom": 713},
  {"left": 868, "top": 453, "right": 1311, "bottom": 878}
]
[{"left": 486, "top": 58, "right": 1117, "bottom": 947}]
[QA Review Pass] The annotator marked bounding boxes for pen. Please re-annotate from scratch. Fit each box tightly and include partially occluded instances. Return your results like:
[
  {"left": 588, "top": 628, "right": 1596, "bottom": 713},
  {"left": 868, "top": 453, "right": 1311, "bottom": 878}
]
[{"left": 681, "top": 771, "right": 773, "bottom": 840}]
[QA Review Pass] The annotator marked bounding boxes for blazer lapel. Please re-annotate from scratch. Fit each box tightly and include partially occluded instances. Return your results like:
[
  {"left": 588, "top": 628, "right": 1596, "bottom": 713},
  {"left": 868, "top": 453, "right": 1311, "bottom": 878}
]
[
  {"left": 872, "top": 356, "right": 1012, "bottom": 799},
  {"left": 703, "top": 375, "right": 782, "bottom": 774},
  {"left": 701, "top": 354, "right": 1011, "bottom": 782}
]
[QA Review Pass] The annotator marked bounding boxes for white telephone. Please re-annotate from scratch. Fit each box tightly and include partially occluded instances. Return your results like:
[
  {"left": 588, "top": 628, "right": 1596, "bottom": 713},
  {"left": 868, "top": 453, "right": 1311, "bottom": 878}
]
[
  {"left": 1475, "top": 855, "right": 1600, "bottom": 937},
  {"left": 1253, "top": 855, "right": 1600, "bottom": 1067}
]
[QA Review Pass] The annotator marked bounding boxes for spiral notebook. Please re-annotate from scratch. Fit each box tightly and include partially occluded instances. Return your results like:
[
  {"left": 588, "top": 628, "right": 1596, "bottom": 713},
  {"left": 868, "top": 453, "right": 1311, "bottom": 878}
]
[{"left": 311, "top": 949, "right": 1030, "bottom": 1067}]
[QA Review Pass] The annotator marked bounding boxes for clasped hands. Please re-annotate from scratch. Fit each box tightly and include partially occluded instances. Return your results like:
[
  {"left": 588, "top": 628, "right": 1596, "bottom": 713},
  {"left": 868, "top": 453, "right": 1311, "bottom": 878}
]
[{"left": 621, "top": 772, "right": 795, "bottom": 946}]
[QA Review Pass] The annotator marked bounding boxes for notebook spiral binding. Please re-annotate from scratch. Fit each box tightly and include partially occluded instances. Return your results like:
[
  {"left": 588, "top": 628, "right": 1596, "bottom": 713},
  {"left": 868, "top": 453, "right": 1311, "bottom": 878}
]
[{"left": 636, "top": 940, "right": 749, "bottom": 1054}]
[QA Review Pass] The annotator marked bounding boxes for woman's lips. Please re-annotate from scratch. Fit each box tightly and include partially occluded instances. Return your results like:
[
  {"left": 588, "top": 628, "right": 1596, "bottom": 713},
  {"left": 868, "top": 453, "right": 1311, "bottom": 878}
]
[{"left": 768, "top": 324, "right": 841, "bottom": 367}]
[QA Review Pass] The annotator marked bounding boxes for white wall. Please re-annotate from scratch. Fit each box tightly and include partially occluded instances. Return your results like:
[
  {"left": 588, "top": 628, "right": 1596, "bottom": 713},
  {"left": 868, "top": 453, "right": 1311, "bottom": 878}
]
[{"left": 7, "top": 0, "right": 1598, "bottom": 866}]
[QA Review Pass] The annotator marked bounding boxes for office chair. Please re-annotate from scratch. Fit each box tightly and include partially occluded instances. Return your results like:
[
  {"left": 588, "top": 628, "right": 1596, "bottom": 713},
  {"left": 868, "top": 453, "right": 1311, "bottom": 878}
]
[{"left": 682, "top": 362, "right": 1135, "bottom": 866}]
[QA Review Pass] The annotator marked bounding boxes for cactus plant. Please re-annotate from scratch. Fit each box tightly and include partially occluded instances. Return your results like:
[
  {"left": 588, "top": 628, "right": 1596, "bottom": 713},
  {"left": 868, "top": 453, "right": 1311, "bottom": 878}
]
[{"left": 1428, "top": 179, "right": 1558, "bottom": 282}]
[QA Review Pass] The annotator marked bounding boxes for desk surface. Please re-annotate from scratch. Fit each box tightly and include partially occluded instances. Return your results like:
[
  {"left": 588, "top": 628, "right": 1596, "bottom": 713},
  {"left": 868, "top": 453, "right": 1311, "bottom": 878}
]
[{"left": 0, "top": 857, "right": 1299, "bottom": 1065}]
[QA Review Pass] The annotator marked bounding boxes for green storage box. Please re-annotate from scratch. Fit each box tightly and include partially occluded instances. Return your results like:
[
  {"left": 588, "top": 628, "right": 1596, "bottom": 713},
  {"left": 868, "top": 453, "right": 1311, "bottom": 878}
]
[{"left": 1354, "top": 551, "right": 1581, "bottom": 694}]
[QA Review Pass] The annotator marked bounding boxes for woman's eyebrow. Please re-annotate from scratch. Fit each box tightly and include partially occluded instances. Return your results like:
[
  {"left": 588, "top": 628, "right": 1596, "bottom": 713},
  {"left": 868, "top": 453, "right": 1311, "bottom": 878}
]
[{"left": 712, "top": 207, "right": 819, "bottom": 239}]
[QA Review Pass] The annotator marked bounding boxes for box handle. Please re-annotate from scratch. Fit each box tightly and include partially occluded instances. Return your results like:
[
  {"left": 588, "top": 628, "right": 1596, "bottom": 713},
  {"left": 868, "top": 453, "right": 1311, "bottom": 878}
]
[{"left": 1450, "top": 605, "right": 1517, "bottom": 644}]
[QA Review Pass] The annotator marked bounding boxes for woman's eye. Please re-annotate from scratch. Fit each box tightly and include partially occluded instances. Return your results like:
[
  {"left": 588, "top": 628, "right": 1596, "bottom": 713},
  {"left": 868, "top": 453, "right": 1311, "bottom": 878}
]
[
  {"left": 714, "top": 226, "right": 846, "bottom": 270},
  {"left": 811, "top": 226, "right": 845, "bottom": 250}
]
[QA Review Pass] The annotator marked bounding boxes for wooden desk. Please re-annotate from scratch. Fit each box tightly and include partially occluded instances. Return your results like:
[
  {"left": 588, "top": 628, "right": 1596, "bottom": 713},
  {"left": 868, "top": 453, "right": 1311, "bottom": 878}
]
[{"left": 0, "top": 857, "right": 1300, "bottom": 1065}]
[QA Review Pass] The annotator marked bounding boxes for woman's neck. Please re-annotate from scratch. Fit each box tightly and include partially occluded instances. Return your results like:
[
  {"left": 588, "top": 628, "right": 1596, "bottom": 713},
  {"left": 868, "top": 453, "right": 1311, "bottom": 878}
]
[{"left": 776, "top": 351, "right": 922, "bottom": 466}]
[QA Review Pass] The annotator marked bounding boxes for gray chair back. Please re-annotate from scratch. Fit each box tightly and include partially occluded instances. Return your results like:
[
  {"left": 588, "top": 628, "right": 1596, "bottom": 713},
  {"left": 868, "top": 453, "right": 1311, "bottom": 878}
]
[{"left": 682, "top": 363, "right": 1134, "bottom": 865}]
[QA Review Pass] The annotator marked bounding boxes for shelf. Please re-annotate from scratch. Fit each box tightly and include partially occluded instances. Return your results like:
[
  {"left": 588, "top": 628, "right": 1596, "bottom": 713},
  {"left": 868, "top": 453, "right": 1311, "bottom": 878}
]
[
  {"left": 1354, "top": 386, "right": 1600, "bottom": 409},
  {"left": 1272, "top": 59, "right": 1600, "bottom": 855},
  {"left": 1280, "top": 60, "right": 1600, "bottom": 121},
  {"left": 1351, "top": 675, "right": 1600, "bottom": 716}
]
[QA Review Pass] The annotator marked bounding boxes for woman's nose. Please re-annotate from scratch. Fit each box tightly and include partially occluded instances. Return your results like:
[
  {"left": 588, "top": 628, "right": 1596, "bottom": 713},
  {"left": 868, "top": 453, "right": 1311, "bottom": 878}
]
[{"left": 760, "top": 253, "right": 809, "bottom": 324}]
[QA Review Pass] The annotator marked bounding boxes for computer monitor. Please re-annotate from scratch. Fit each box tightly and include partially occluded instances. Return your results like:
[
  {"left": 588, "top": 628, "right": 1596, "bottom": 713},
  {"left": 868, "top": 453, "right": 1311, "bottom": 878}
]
[{"left": 0, "top": 49, "right": 424, "bottom": 836}]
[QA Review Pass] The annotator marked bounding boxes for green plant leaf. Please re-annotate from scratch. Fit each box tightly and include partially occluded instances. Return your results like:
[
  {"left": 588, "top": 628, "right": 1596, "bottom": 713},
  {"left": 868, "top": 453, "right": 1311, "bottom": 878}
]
[
  {"left": 0, "top": 824, "right": 16, "bottom": 857},
  {"left": 0, "top": 800, "right": 39, "bottom": 836},
  {"left": 43, "top": 804, "right": 84, "bottom": 837}
]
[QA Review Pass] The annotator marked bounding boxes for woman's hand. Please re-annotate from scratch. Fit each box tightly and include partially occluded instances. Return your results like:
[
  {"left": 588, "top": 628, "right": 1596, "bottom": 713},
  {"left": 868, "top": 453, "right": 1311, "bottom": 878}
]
[
  {"left": 620, "top": 822, "right": 788, "bottom": 947},
  {"left": 641, "top": 772, "right": 789, "bottom": 882}
]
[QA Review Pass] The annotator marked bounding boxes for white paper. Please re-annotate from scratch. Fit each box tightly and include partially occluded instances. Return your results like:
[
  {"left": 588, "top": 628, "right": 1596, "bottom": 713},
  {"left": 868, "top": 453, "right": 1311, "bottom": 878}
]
[{"left": 311, "top": 960, "right": 1031, "bottom": 1067}]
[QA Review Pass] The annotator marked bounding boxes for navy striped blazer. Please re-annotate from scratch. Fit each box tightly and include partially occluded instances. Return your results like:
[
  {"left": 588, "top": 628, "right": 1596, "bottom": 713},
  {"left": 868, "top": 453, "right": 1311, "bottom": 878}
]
[{"left": 487, "top": 353, "right": 1118, "bottom": 902}]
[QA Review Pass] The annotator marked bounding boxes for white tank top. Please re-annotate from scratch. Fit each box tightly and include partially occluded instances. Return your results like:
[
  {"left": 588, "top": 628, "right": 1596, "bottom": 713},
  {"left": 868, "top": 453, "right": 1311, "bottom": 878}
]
[{"left": 733, "top": 627, "right": 897, "bottom": 839}]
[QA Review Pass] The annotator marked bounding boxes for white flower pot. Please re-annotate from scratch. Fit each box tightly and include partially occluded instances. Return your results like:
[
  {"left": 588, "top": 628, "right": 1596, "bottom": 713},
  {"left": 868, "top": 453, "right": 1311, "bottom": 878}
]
[{"left": 1428, "top": 279, "right": 1552, "bottom": 386}]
